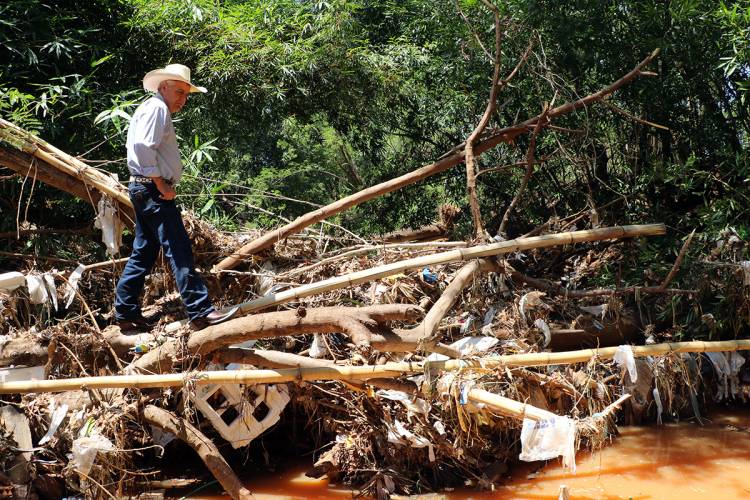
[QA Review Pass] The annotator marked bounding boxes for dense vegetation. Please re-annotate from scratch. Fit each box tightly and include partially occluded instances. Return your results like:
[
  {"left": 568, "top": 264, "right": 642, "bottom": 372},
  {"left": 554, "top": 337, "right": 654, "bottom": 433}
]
[{"left": 2, "top": 0, "right": 749, "bottom": 333}]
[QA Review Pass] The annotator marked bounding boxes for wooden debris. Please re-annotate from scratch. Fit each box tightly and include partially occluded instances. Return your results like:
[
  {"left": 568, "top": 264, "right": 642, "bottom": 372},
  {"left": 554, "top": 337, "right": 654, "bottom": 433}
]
[{"left": 3, "top": 339, "right": 748, "bottom": 394}]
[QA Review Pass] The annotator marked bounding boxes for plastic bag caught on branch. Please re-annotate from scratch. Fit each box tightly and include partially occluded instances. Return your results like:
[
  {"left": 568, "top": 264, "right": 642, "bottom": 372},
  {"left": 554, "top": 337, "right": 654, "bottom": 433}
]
[{"left": 519, "top": 416, "right": 577, "bottom": 473}]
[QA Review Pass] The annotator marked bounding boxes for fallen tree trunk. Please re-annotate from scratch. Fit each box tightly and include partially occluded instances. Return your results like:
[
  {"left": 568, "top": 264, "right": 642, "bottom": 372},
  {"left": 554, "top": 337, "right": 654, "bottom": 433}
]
[
  {"left": 378, "top": 203, "right": 460, "bottom": 243},
  {"left": 172, "top": 224, "right": 666, "bottom": 331},
  {"left": 548, "top": 311, "right": 642, "bottom": 351},
  {"left": 0, "top": 146, "right": 134, "bottom": 226},
  {"left": 378, "top": 223, "right": 449, "bottom": 244},
  {"left": 142, "top": 405, "right": 254, "bottom": 500},
  {"left": 133, "top": 304, "right": 425, "bottom": 374},
  {"left": 393, "top": 258, "right": 499, "bottom": 344},
  {"left": 3, "top": 338, "right": 747, "bottom": 394},
  {"left": 213, "top": 49, "right": 661, "bottom": 271}
]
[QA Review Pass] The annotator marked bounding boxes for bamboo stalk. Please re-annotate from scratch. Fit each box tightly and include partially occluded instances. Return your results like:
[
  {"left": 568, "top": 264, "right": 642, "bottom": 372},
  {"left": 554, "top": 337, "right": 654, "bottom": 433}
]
[
  {"left": 2, "top": 338, "right": 747, "bottom": 394},
  {"left": 0, "top": 119, "right": 131, "bottom": 208},
  {"left": 467, "top": 388, "right": 557, "bottom": 421},
  {"left": 168, "top": 224, "right": 665, "bottom": 331},
  {"left": 282, "top": 241, "right": 469, "bottom": 278}
]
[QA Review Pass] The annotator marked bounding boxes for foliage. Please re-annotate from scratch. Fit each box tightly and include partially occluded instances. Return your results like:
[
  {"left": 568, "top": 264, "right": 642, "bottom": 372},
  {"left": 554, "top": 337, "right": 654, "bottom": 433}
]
[{"left": 1, "top": 0, "right": 750, "bottom": 337}]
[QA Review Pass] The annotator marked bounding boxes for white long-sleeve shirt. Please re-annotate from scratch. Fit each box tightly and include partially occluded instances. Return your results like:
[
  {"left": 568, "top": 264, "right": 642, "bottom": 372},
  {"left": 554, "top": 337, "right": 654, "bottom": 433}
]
[{"left": 126, "top": 94, "right": 182, "bottom": 184}]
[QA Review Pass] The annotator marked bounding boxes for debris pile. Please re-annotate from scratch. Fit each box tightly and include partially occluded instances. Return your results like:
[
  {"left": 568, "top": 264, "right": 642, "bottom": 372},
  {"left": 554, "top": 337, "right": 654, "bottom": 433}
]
[{"left": 1, "top": 213, "right": 750, "bottom": 498}]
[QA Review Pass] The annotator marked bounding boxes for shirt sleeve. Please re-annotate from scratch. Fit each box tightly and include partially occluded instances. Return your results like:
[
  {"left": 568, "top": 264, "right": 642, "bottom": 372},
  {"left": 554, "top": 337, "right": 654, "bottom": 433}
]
[{"left": 130, "top": 102, "right": 168, "bottom": 178}]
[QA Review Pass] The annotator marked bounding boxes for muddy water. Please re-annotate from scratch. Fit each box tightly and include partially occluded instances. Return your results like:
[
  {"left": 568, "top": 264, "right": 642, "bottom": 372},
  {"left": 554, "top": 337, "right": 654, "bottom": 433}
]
[{"left": 198, "top": 409, "right": 750, "bottom": 500}]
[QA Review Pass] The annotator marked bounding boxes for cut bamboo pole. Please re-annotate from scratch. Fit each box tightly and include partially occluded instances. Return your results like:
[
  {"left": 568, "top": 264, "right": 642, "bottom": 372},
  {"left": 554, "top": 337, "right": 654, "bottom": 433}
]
[
  {"left": 281, "top": 241, "right": 469, "bottom": 278},
  {"left": 468, "top": 388, "right": 557, "bottom": 421},
  {"left": 2, "top": 339, "right": 747, "bottom": 394},
  {"left": 169, "top": 224, "right": 665, "bottom": 331}
]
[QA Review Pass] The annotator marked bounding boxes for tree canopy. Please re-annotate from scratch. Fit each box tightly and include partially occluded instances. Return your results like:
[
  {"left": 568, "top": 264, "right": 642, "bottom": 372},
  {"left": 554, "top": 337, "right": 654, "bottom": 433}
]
[{"left": 1, "top": 0, "right": 748, "bottom": 259}]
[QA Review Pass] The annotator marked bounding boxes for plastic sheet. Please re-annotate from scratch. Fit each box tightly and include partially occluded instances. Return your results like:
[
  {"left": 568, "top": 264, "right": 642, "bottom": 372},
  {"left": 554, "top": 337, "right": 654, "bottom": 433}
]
[
  {"left": 613, "top": 345, "right": 638, "bottom": 383},
  {"left": 519, "top": 416, "right": 577, "bottom": 472},
  {"left": 653, "top": 386, "right": 663, "bottom": 425},
  {"left": 386, "top": 419, "right": 434, "bottom": 461},
  {"left": 426, "top": 335, "right": 499, "bottom": 362},
  {"left": 376, "top": 390, "right": 430, "bottom": 416},
  {"left": 0, "top": 272, "right": 25, "bottom": 292},
  {"left": 43, "top": 273, "right": 58, "bottom": 311},
  {"left": 39, "top": 403, "right": 68, "bottom": 445},
  {"left": 64, "top": 264, "right": 86, "bottom": 308},
  {"left": 534, "top": 318, "right": 552, "bottom": 348},
  {"left": 309, "top": 333, "right": 327, "bottom": 358},
  {"left": 519, "top": 291, "right": 547, "bottom": 324},
  {"left": 71, "top": 433, "right": 114, "bottom": 475},
  {"left": 25, "top": 274, "right": 49, "bottom": 305},
  {"left": 94, "top": 196, "right": 123, "bottom": 255}
]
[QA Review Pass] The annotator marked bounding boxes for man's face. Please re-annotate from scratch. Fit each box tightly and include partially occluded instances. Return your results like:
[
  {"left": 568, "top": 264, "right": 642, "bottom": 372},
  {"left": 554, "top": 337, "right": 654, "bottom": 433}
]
[{"left": 159, "top": 80, "right": 191, "bottom": 113}]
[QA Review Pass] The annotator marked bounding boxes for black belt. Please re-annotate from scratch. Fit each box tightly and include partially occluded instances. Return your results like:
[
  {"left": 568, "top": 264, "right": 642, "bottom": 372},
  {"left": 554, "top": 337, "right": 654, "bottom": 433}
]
[{"left": 129, "top": 176, "right": 174, "bottom": 186}]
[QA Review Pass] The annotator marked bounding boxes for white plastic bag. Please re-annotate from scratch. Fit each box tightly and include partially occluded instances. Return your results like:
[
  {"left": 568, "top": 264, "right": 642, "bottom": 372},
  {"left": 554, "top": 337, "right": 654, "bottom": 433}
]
[
  {"left": 376, "top": 390, "right": 431, "bottom": 416},
  {"left": 426, "top": 336, "right": 499, "bottom": 362},
  {"left": 519, "top": 416, "right": 576, "bottom": 472},
  {"left": 94, "top": 196, "right": 123, "bottom": 256},
  {"left": 0, "top": 272, "right": 25, "bottom": 292},
  {"left": 64, "top": 264, "right": 86, "bottom": 308},
  {"left": 613, "top": 345, "right": 638, "bottom": 383},
  {"left": 25, "top": 274, "right": 49, "bottom": 305},
  {"left": 309, "top": 333, "right": 327, "bottom": 358},
  {"left": 43, "top": 273, "right": 58, "bottom": 311},
  {"left": 71, "top": 433, "right": 114, "bottom": 474},
  {"left": 39, "top": 403, "right": 68, "bottom": 445},
  {"left": 534, "top": 318, "right": 552, "bottom": 348}
]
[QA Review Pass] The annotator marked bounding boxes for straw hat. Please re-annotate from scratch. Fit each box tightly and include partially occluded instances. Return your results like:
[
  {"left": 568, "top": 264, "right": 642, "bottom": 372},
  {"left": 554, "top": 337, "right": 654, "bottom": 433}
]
[{"left": 142, "top": 64, "right": 207, "bottom": 94}]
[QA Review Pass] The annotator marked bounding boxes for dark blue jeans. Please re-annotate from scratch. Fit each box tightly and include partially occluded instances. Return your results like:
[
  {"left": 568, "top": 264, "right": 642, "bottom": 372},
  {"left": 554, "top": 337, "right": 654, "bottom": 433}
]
[{"left": 115, "top": 182, "right": 214, "bottom": 322}]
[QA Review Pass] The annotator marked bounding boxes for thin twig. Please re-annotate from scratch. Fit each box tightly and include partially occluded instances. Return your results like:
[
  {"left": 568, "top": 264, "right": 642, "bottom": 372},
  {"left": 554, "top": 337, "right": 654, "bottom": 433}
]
[
  {"left": 602, "top": 99, "right": 670, "bottom": 131},
  {"left": 455, "top": 0, "right": 493, "bottom": 61},
  {"left": 498, "top": 98, "right": 553, "bottom": 236}
]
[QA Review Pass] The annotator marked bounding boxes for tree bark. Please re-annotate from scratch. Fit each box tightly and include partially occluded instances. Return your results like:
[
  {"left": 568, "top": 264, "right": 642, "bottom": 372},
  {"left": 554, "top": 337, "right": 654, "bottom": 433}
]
[
  {"left": 131, "top": 304, "right": 425, "bottom": 374},
  {"left": 142, "top": 405, "right": 254, "bottom": 500}
]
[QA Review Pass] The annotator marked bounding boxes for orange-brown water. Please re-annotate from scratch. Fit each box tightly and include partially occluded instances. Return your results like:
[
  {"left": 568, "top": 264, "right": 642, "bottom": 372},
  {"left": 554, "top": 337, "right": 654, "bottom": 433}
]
[{"left": 195, "top": 408, "right": 750, "bottom": 499}]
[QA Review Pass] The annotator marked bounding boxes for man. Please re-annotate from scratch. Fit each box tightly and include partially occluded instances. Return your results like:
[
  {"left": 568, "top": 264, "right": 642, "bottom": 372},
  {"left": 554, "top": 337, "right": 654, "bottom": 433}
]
[{"left": 114, "top": 64, "right": 237, "bottom": 332}]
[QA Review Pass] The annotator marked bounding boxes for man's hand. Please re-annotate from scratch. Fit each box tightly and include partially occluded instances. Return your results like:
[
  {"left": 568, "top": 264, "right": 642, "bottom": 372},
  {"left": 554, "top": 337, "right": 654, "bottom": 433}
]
[{"left": 151, "top": 177, "right": 176, "bottom": 200}]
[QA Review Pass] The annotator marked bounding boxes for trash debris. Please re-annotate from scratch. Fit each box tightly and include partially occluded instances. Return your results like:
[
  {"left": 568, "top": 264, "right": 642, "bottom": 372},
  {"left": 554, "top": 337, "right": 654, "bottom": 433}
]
[
  {"left": 94, "top": 195, "right": 123, "bottom": 256},
  {"left": 64, "top": 264, "right": 86, "bottom": 308},
  {"left": 38, "top": 403, "right": 68, "bottom": 446},
  {"left": 193, "top": 382, "right": 290, "bottom": 449},
  {"left": 614, "top": 345, "right": 638, "bottom": 383},
  {"left": 25, "top": 274, "right": 50, "bottom": 305},
  {"left": 422, "top": 267, "right": 438, "bottom": 284},
  {"left": 519, "top": 415, "right": 577, "bottom": 472},
  {"left": 71, "top": 433, "right": 114, "bottom": 475}
]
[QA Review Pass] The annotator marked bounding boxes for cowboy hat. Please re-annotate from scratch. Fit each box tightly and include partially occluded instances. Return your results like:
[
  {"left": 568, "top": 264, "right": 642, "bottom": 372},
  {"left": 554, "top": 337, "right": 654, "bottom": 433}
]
[{"left": 142, "top": 64, "right": 208, "bottom": 94}]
